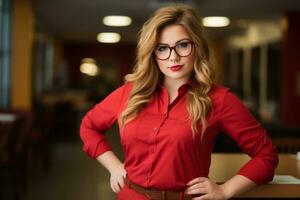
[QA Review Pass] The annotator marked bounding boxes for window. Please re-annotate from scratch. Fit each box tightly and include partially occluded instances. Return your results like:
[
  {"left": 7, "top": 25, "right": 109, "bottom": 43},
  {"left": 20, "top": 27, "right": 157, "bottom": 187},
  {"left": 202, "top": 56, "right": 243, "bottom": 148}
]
[{"left": 0, "top": 0, "right": 12, "bottom": 108}]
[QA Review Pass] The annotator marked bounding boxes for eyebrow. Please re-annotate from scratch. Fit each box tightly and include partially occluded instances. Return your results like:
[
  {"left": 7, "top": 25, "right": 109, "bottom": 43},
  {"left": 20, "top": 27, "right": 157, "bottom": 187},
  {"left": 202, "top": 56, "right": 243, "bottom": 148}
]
[{"left": 157, "top": 38, "right": 191, "bottom": 46}]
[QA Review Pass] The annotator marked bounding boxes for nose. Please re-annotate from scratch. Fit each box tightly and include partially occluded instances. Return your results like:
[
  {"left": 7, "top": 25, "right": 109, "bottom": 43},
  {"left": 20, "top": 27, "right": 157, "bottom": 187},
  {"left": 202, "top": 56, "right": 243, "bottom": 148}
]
[{"left": 169, "top": 48, "right": 180, "bottom": 62}]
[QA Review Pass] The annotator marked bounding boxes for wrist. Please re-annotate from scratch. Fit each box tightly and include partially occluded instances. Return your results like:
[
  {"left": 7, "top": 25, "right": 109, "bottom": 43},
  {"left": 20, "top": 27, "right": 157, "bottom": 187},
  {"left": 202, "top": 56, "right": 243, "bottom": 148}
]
[
  {"left": 96, "top": 151, "right": 123, "bottom": 174},
  {"left": 219, "top": 183, "right": 233, "bottom": 199},
  {"left": 108, "top": 161, "right": 124, "bottom": 174}
]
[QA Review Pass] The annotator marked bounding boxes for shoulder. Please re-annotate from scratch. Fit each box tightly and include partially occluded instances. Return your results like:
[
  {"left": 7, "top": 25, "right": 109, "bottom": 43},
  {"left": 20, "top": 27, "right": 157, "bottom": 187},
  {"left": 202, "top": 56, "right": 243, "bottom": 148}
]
[
  {"left": 99, "top": 82, "right": 134, "bottom": 104},
  {"left": 96, "top": 82, "right": 134, "bottom": 112},
  {"left": 209, "top": 84, "right": 247, "bottom": 114},
  {"left": 122, "top": 81, "right": 134, "bottom": 96},
  {"left": 110, "top": 81, "right": 135, "bottom": 104},
  {"left": 112, "top": 81, "right": 133, "bottom": 96},
  {"left": 209, "top": 84, "right": 230, "bottom": 103},
  {"left": 209, "top": 84, "right": 238, "bottom": 113}
]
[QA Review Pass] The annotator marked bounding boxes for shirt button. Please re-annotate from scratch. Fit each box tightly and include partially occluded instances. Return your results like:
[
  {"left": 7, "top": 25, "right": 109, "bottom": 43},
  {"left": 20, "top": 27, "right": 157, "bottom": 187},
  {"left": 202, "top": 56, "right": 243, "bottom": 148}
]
[
  {"left": 151, "top": 148, "right": 155, "bottom": 153},
  {"left": 153, "top": 127, "right": 157, "bottom": 131}
]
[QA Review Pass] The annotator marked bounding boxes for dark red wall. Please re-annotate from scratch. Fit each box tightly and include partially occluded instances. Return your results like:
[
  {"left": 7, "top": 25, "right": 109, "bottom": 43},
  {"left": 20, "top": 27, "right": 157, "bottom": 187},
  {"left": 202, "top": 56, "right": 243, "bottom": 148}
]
[
  {"left": 282, "top": 12, "right": 300, "bottom": 127},
  {"left": 63, "top": 42, "right": 136, "bottom": 87}
]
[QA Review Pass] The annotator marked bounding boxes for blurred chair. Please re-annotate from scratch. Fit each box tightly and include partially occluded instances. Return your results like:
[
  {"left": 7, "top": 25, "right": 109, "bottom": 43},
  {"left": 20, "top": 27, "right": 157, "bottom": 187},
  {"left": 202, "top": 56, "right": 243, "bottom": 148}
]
[
  {"left": 0, "top": 110, "right": 30, "bottom": 200},
  {"left": 272, "top": 137, "right": 300, "bottom": 153}
]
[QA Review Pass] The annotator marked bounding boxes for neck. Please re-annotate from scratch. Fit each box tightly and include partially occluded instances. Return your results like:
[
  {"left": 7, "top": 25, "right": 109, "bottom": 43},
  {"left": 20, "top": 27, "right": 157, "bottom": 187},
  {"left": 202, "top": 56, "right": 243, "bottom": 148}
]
[{"left": 163, "top": 77, "right": 189, "bottom": 93}]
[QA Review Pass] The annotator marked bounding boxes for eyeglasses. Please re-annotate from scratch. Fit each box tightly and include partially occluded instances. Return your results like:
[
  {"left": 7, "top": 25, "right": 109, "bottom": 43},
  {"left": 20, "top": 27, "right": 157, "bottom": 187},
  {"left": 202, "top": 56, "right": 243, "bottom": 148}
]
[{"left": 154, "top": 40, "right": 194, "bottom": 60}]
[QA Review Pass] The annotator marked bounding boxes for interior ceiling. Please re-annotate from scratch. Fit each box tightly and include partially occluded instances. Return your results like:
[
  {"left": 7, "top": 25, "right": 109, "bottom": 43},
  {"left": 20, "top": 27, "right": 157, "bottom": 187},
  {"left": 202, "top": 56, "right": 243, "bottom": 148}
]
[{"left": 33, "top": 0, "right": 300, "bottom": 43}]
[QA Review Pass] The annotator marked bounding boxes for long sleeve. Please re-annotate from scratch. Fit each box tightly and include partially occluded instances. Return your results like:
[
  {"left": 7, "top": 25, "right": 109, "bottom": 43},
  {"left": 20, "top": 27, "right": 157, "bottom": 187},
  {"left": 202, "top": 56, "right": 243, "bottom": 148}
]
[
  {"left": 80, "top": 83, "right": 129, "bottom": 159},
  {"left": 218, "top": 89, "right": 279, "bottom": 185}
]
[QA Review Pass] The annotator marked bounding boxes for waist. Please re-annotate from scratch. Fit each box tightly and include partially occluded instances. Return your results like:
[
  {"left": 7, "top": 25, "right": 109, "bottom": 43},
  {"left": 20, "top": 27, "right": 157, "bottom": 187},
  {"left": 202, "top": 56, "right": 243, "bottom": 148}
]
[{"left": 125, "top": 178, "right": 197, "bottom": 200}]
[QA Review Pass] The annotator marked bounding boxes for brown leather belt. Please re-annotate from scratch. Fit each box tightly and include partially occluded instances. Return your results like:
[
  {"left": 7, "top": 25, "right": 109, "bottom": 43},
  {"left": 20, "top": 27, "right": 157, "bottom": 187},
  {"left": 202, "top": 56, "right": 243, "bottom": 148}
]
[{"left": 124, "top": 178, "right": 193, "bottom": 200}]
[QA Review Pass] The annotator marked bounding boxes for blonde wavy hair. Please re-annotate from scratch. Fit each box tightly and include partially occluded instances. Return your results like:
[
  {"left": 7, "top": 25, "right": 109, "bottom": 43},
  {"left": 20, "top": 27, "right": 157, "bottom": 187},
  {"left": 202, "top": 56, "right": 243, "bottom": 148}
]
[{"left": 121, "top": 5, "right": 215, "bottom": 137}]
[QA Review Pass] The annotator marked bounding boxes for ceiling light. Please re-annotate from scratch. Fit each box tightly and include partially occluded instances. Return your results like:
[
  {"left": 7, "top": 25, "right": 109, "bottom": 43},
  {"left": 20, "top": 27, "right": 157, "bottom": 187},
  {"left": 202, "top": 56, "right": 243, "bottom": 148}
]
[
  {"left": 80, "top": 58, "right": 99, "bottom": 76},
  {"left": 103, "top": 16, "right": 132, "bottom": 27},
  {"left": 202, "top": 16, "right": 230, "bottom": 27},
  {"left": 97, "top": 32, "right": 121, "bottom": 43}
]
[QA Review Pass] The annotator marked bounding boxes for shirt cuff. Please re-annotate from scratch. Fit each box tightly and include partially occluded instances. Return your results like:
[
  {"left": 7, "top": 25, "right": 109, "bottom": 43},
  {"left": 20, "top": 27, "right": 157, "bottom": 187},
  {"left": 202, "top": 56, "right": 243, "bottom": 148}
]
[
  {"left": 83, "top": 139, "right": 112, "bottom": 159},
  {"left": 237, "top": 158, "right": 275, "bottom": 185}
]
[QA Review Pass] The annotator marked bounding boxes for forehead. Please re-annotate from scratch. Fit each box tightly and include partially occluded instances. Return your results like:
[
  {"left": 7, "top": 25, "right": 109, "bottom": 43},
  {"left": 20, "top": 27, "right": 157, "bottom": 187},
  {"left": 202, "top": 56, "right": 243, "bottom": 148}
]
[{"left": 157, "top": 24, "right": 190, "bottom": 44}]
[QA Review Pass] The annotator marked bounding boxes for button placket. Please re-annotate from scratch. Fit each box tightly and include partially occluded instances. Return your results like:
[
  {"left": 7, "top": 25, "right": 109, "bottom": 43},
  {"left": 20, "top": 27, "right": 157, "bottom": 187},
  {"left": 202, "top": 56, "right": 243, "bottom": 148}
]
[
  {"left": 145, "top": 172, "right": 151, "bottom": 180},
  {"left": 151, "top": 147, "right": 155, "bottom": 153},
  {"left": 164, "top": 111, "right": 168, "bottom": 118}
]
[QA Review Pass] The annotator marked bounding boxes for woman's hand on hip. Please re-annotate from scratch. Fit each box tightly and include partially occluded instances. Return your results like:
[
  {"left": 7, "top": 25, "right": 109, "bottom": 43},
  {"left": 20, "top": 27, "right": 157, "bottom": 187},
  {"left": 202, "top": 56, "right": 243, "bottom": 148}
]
[
  {"left": 185, "top": 177, "right": 228, "bottom": 200},
  {"left": 109, "top": 162, "right": 127, "bottom": 193}
]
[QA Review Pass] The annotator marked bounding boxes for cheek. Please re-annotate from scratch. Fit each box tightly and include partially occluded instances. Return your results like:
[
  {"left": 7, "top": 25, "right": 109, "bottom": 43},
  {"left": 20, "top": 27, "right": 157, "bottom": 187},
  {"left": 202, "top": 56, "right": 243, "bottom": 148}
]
[
  {"left": 156, "top": 60, "right": 166, "bottom": 72},
  {"left": 186, "top": 54, "right": 195, "bottom": 69},
  {"left": 189, "top": 51, "right": 196, "bottom": 63}
]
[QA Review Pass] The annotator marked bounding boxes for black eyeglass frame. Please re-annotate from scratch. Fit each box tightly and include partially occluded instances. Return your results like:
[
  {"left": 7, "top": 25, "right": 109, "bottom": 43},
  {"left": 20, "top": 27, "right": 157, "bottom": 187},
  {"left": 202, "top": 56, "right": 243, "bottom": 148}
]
[{"left": 153, "top": 40, "right": 194, "bottom": 60}]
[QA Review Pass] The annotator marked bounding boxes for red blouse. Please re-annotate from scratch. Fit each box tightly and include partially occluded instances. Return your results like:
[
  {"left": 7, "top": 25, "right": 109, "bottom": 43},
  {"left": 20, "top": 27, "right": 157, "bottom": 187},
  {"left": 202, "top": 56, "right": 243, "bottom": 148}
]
[{"left": 80, "top": 82, "right": 278, "bottom": 191}]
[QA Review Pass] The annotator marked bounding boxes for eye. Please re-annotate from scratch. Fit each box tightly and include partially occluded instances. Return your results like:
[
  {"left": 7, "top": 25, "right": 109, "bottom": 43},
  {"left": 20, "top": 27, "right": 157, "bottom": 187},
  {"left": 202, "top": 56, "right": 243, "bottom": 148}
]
[
  {"left": 177, "top": 42, "right": 190, "bottom": 48},
  {"left": 156, "top": 46, "right": 169, "bottom": 52}
]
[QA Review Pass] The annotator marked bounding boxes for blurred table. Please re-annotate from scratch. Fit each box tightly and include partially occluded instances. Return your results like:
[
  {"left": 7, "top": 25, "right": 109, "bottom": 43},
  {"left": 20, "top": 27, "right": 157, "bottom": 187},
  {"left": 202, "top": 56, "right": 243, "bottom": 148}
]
[
  {"left": 0, "top": 113, "right": 16, "bottom": 122},
  {"left": 0, "top": 113, "right": 17, "bottom": 153},
  {"left": 210, "top": 153, "right": 300, "bottom": 198}
]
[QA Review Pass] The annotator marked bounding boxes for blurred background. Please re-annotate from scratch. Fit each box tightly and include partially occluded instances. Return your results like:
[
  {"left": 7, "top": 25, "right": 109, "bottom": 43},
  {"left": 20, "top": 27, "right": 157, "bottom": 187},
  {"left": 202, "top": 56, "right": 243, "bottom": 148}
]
[{"left": 0, "top": 0, "right": 300, "bottom": 199}]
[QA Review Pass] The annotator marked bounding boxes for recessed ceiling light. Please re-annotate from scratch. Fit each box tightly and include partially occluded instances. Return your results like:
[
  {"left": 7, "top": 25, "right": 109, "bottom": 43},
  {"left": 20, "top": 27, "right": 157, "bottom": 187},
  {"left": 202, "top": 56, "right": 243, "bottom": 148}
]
[
  {"left": 97, "top": 32, "right": 121, "bottom": 43},
  {"left": 202, "top": 16, "right": 230, "bottom": 27},
  {"left": 80, "top": 58, "right": 99, "bottom": 76},
  {"left": 103, "top": 16, "right": 132, "bottom": 27}
]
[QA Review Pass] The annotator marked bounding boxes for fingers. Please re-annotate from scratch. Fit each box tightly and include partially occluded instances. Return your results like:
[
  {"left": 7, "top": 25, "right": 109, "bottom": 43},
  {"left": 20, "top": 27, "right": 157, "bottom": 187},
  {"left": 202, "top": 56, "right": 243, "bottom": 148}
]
[
  {"left": 186, "top": 181, "right": 206, "bottom": 191},
  {"left": 186, "top": 177, "right": 207, "bottom": 193},
  {"left": 110, "top": 163, "right": 127, "bottom": 193},
  {"left": 187, "top": 177, "right": 207, "bottom": 186},
  {"left": 110, "top": 173, "right": 127, "bottom": 193},
  {"left": 110, "top": 177, "right": 120, "bottom": 193},
  {"left": 185, "top": 177, "right": 210, "bottom": 197},
  {"left": 186, "top": 187, "right": 207, "bottom": 195},
  {"left": 118, "top": 174, "right": 125, "bottom": 188},
  {"left": 192, "top": 194, "right": 209, "bottom": 200},
  {"left": 119, "top": 169, "right": 127, "bottom": 188}
]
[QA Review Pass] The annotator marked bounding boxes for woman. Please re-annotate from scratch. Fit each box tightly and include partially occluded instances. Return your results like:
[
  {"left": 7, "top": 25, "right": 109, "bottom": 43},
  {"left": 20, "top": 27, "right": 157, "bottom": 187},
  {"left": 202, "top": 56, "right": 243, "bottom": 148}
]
[{"left": 80, "top": 5, "right": 278, "bottom": 200}]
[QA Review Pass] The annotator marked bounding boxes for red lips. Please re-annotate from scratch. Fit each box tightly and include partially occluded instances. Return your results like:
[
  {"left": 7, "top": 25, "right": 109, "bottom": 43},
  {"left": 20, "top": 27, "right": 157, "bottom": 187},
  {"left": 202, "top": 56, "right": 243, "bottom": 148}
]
[{"left": 169, "top": 65, "right": 183, "bottom": 72}]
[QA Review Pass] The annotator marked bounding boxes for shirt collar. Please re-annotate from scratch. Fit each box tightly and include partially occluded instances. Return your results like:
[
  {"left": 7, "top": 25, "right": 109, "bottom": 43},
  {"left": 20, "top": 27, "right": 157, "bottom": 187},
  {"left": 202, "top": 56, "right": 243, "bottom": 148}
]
[{"left": 157, "top": 78, "right": 198, "bottom": 94}]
